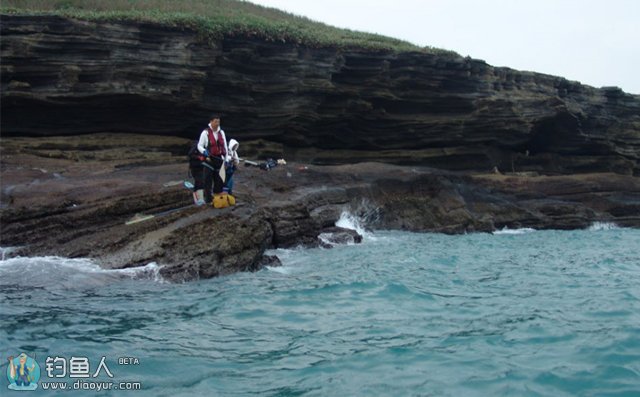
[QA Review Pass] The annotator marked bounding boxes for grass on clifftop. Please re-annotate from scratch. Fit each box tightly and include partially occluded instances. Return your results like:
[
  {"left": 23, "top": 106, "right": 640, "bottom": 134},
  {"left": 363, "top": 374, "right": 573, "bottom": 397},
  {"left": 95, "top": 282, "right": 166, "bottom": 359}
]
[{"left": 1, "top": 0, "right": 458, "bottom": 54}]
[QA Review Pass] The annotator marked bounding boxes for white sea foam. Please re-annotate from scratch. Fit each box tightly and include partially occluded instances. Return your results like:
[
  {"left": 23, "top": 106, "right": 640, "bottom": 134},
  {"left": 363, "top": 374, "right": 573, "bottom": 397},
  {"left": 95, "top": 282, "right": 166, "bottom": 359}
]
[
  {"left": 0, "top": 253, "right": 165, "bottom": 287},
  {"left": 263, "top": 247, "right": 309, "bottom": 274},
  {"left": 108, "top": 262, "right": 164, "bottom": 282},
  {"left": 335, "top": 210, "right": 377, "bottom": 241},
  {"left": 266, "top": 266, "right": 292, "bottom": 275},
  {"left": 588, "top": 222, "right": 619, "bottom": 231},
  {"left": 335, "top": 211, "right": 364, "bottom": 233},
  {"left": 492, "top": 227, "right": 536, "bottom": 235},
  {"left": 0, "top": 246, "right": 20, "bottom": 260},
  {"left": 317, "top": 233, "right": 335, "bottom": 248}
]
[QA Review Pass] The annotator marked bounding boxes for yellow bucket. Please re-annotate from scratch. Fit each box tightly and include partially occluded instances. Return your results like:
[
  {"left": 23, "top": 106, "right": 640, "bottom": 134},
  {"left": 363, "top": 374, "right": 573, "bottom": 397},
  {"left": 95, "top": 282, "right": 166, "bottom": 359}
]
[
  {"left": 212, "top": 193, "right": 236, "bottom": 208},
  {"left": 213, "top": 193, "right": 230, "bottom": 209}
]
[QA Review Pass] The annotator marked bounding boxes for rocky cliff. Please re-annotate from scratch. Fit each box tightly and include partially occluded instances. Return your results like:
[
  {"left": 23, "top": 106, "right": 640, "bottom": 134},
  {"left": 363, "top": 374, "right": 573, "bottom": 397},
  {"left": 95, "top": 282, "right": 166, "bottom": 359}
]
[
  {"left": 2, "top": 134, "right": 639, "bottom": 281},
  {"left": 2, "top": 14, "right": 639, "bottom": 175}
]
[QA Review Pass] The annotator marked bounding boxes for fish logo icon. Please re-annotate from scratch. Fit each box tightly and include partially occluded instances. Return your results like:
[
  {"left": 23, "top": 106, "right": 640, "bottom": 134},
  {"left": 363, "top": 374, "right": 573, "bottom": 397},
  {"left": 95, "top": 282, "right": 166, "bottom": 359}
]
[{"left": 6, "top": 353, "right": 41, "bottom": 391}]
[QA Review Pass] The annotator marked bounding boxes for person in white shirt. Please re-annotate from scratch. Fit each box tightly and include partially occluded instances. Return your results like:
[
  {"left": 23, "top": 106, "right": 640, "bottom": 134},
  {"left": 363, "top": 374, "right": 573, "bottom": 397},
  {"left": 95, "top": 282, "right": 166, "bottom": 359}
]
[
  {"left": 224, "top": 139, "right": 240, "bottom": 195},
  {"left": 197, "top": 114, "right": 228, "bottom": 204}
]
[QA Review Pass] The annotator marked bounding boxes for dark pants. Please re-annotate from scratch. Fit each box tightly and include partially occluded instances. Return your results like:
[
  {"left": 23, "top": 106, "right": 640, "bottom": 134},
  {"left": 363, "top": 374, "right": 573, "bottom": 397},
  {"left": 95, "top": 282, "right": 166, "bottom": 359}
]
[
  {"left": 203, "top": 158, "right": 224, "bottom": 202},
  {"left": 190, "top": 165, "right": 205, "bottom": 190},
  {"left": 16, "top": 375, "right": 30, "bottom": 386}
]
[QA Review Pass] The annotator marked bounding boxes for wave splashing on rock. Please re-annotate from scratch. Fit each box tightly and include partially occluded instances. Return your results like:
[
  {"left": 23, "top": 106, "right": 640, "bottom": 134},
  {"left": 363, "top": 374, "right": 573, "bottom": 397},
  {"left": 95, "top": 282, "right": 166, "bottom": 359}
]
[{"left": 0, "top": 252, "right": 165, "bottom": 289}]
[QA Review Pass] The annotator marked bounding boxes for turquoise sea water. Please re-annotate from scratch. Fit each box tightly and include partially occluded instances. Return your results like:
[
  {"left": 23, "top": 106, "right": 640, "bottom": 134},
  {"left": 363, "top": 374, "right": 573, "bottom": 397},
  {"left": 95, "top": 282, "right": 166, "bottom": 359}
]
[{"left": 1, "top": 224, "right": 639, "bottom": 396}]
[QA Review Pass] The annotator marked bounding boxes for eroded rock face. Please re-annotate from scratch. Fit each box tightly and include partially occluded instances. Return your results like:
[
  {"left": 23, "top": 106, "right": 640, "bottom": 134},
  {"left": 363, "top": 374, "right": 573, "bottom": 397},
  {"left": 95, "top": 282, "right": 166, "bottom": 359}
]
[
  {"left": 2, "top": 15, "right": 639, "bottom": 174},
  {"left": 1, "top": 135, "right": 639, "bottom": 281}
]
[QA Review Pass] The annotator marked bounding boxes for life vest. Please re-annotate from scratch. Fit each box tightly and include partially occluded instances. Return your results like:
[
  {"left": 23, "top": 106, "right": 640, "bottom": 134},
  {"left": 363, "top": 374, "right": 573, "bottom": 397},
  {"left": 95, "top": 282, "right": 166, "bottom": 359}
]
[{"left": 207, "top": 127, "right": 226, "bottom": 157}]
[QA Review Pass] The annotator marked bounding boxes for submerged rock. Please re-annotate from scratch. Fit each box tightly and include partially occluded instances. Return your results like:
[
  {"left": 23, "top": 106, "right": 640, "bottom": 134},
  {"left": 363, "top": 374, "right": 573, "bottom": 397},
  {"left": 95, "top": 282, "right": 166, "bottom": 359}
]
[
  {"left": 318, "top": 227, "right": 363, "bottom": 248},
  {"left": 258, "top": 255, "right": 283, "bottom": 268}
]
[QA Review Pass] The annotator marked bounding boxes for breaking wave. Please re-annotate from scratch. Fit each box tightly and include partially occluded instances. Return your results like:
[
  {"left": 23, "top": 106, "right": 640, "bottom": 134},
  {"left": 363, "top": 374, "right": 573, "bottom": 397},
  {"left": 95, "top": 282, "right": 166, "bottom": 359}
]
[
  {"left": 492, "top": 227, "right": 536, "bottom": 235},
  {"left": 0, "top": 251, "right": 164, "bottom": 288},
  {"left": 588, "top": 221, "right": 620, "bottom": 231},
  {"left": 335, "top": 210, "right": 373, "bottom": 240}
]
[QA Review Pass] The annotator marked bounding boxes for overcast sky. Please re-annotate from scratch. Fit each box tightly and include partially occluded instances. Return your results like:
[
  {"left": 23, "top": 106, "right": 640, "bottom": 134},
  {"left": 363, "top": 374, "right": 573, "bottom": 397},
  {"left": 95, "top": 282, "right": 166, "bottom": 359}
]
[{"left": 249, "top": 0, "right": 640, "bottom": 94}]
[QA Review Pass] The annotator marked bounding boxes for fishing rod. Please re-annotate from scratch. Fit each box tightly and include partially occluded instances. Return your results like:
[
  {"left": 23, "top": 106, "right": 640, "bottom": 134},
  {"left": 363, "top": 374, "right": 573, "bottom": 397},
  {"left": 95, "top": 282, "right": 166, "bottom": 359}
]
[{"left": 125, "top": 203, "right": 194, "bottom": 225}]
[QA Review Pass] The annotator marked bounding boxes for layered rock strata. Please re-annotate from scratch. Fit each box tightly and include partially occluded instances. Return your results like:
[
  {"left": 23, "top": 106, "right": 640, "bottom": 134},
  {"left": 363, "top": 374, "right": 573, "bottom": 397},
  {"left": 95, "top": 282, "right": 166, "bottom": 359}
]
[{"left": 2, "top": 15, "right": 639, "bottom": 175}]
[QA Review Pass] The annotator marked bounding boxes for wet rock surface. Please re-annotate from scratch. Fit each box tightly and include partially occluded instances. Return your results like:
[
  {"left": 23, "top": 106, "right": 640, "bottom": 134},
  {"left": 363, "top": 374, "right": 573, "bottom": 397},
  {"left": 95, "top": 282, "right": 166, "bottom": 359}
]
[
  {"left": 1, "top": 135, "right": 639, "bottom": 281},
  {"left": 318, "top": 227, "right": 364, "bottom": 248}
]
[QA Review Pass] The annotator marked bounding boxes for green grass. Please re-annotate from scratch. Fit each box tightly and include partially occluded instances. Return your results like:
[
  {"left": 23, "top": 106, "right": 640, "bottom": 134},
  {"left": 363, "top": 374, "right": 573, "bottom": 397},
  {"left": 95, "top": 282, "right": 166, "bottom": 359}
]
[{"left": 1, "top": 0, "right": 458, "bottom": 54}]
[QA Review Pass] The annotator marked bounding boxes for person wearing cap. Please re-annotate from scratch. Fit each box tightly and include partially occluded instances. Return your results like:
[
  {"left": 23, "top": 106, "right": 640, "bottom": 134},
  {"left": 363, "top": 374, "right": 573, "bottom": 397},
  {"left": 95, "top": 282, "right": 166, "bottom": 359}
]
[
  {"left": 8, "top": 353, "right": 36, "bottom": 386},
  {"left": 197, "top": 114, "right": 229, "bottom": 204}
]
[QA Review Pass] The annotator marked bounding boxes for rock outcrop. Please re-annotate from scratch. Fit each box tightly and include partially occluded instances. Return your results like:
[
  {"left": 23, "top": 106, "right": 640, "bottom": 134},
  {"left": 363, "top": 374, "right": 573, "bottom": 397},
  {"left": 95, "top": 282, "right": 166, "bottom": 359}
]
[
  {"left": 1, "top": 135, "right": 639, "bottom": 281},
  {"left": 2, "top": 15, "right": 639, "bottom": 175}
]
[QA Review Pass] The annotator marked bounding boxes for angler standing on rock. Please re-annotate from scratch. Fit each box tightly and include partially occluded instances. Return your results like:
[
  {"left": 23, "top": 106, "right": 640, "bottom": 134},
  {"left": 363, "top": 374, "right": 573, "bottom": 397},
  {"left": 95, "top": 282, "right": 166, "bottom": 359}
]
[
  {"left": 197, "top": 113, "right": 228, "bottom": 204},
  {"left": 224, "top": 138, "right": 240, "bottom": 195}
]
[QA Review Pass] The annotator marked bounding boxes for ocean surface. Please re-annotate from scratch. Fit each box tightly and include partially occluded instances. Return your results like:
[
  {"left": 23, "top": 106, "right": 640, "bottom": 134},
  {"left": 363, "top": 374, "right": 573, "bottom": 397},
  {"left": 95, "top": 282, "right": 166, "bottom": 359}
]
[{"left": 1, "top": 219, "right": 639, "bottom": 396}]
